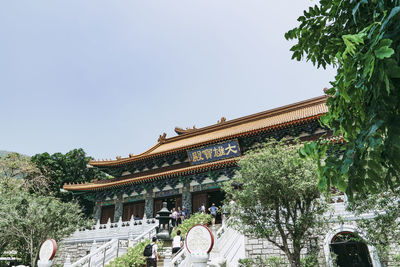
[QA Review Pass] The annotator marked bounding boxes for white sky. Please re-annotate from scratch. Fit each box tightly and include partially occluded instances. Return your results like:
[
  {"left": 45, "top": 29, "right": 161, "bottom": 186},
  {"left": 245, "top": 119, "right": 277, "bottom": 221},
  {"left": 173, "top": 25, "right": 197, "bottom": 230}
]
[{"left": 0, "top": 0, "right": 335, "bottom": 159}]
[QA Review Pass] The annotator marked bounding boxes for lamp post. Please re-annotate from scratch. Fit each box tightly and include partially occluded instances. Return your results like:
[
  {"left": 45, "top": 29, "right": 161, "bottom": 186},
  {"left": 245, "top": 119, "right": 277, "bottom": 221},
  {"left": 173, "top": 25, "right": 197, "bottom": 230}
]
[{"left": 155, "top": 202, "right": 172, "bottom": 240}]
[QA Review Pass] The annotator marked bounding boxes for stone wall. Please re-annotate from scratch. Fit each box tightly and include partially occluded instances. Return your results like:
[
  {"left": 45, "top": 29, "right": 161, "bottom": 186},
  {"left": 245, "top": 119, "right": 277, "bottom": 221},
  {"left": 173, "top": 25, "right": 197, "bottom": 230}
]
[
  {"left": 245, "top": 235, "right": 326, "bottom": 266},
  {"left": 244, "top": 219, "right": 400, "bottom": 267},
  {"left": 53, "top": 240, "right": 107, "bottom": 266}
]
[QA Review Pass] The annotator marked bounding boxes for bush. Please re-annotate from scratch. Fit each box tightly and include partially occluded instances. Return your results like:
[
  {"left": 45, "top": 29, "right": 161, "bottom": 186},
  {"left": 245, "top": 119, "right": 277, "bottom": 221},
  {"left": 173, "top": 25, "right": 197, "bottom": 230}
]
[
  {"left": 301, "top": 254, "right": 319, "bottom": 267},
  {"left": 171, "top": 213, "right": 212, "bottom": 239},
  {"left": 106, "top": 239, "right": 163, "bottom": 267},
  {"left": 394, "top": 254, "right": 400, "bottom": 264},
  {"left": 238, "top": 256, "right": 286, "bottom": 267}
]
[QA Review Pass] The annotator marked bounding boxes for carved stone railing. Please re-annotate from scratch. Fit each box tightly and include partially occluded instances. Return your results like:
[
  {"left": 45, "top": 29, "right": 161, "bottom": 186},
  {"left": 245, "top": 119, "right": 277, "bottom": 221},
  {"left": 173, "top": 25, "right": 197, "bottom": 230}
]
[
  {"left": 127, "top": 223, "right": 158, "bottom": 248},
  {"left": 65, "top": 216, "right": 158, "bottom": 243},
  {"left": 64, "top": 239, "right": 121, "bottom": 267},
  {"left": 168, "top": 219, "right": 243, "bottom": 267},
  {"left": 206, "top": 218, "right": 245, "bottom": 267},
  {"left": 63, "top": 219, "right": 159, "bottom": 267},
  {"left": 170, "top": 247, "right": 188, "bottom": 267}
]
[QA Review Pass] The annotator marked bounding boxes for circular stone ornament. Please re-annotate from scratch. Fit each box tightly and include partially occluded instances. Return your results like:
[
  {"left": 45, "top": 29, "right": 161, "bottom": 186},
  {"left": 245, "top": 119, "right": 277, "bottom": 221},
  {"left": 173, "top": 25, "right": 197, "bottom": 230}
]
[
  {"left": 185, "top": 224, "right": 214, "bottom": 254},
  {"left": 39, "top": 239, "right": 57, "bottom": 261}
]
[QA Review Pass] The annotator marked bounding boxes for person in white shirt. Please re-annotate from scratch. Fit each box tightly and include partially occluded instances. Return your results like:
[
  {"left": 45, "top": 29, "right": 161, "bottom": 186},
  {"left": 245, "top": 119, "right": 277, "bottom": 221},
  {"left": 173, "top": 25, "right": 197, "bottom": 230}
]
[
  {"left": 199, "top": 203, "right": 206, "bottom": 213},
  {"left": 171, "top": 208, "right": 178, "bottom": 227},
  {"left": 147, "top": 236, "right": 158, "bottom": 267},
  {"left": 172, "top": 230, "right": 183, "bottom": 253}
]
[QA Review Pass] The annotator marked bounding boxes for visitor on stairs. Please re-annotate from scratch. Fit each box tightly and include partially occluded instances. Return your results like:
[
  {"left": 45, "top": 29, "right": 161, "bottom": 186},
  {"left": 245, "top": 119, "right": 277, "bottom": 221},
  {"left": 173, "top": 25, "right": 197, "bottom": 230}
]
[
  {"left": 199, "top": 203, "right": 206, "bottom": 214},
  {"left": 146, "top": 236, "right": 159, "bottom": 267},
  {"left": 181, "top": 206, "right": 187, "bottom": 221},
  {"left": 209, "top": 203, "right": 218, "bottom": 225},
  {"left": 172, "top": 230, "right": 183, "bottom": 254},
  {"left": 171, "top": 208, "right": 178, "bottom": 227},
  {"left": 177, "top": 207, "right": 182, "bottom": 225}
]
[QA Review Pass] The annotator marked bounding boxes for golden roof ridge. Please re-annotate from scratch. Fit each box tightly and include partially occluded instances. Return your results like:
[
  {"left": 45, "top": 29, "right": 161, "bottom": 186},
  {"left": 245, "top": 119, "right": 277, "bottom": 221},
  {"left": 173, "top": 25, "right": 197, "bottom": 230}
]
[
  {"left": 66, "top": 157, "right": 238, "bottom": 191},
  {"left": 90, "top": 95, "right": 328, "bottom": 166}
]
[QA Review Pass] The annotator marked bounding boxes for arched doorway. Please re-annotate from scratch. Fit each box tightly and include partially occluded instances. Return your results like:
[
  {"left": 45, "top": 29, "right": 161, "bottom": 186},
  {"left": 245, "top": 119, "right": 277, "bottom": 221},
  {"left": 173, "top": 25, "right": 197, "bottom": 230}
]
[{"left": 330, "top": 232, "right": 373, "bottom": 267}]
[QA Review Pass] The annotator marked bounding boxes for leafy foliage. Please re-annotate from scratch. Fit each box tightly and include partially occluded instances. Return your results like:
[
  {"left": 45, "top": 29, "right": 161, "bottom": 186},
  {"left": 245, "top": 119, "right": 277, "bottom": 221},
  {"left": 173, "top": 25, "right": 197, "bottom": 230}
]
[
  {"left": 287, "top": 1, "right": 400, "bottom": 197},
  {"left": 106, "top": 239, "right": 164, "bottom": 267},
  {"left": 0, "top": 181, "right": 85, "bottom": 267},
  {"left": 31, "top": 148, "right": 106, "bottom": 216},
  {"left": 394, "top": 254, "right": 400, "bottom": 264},
  {"left": 171, "top": 213, "right": 212, "bottom": 239},
  {"left": 300, "top": 254, "right": 319, "bottom": 267},
  {"left": 106, "top": 240, "right": 148, "bottom": 267},
  {"left": 0, "top": 153, "right": 87, "bottom": 267},
  {"left": 223, "top": 139, "right": 329, "bottom": 267},
  {"left": 0, "top": 152, "right": 51, "bottom": 194},
  {"left": 238, "top": 256, "right": 286, "bottom": 267},
  {"left": 347, "top": 188, "right": 400, "bottom": 266}
]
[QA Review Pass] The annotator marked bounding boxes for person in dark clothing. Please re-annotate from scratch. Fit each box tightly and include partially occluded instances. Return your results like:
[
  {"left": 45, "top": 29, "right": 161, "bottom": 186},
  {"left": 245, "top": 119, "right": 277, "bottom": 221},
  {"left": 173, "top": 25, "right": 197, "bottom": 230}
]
[{"left": 146, "top": 236, "right": 158, "bottom": 267}]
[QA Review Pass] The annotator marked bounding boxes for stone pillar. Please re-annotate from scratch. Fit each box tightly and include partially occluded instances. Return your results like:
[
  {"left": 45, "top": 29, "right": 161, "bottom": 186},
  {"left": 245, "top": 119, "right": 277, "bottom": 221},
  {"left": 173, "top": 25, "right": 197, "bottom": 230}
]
[
  {"left": 191, "top": 253, "right": 209, "bottom": 267},
  {"left": 93, "top": 200, "right": 102, "bottom": 222},
  {"left": 114, "top": 193, "right": 123, "bottom": 222},
  {"left": 145, "top": 189, "right": 154, "bottom": 218},
  {"left": 182, "top": 182, "right": 192, "bottom": 216}
]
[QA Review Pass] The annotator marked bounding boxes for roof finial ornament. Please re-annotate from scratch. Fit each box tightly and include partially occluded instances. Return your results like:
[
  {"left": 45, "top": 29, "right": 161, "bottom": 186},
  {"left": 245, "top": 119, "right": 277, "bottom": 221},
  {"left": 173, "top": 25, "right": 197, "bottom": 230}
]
[
  {"left": 116, "top": 156, "right": 121, "bottom": 160},
  {"left": 174, "top": 125, "right": 197, "bottom": 135},
  {"left": 217, "top": 117, "right": 226, "bottom": 124},
  {"left": 158, "top": 132, "right": 167, "bottom": 143},
  {"left": 129, "top": 153, "right": 134, "bottom": 158}
]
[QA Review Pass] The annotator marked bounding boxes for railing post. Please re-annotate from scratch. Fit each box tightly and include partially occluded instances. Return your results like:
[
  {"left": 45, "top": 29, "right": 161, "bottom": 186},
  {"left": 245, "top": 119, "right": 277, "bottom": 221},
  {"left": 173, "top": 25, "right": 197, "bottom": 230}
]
[
  {"left": 117, "top": 217, "right": 122, "bottom": 228},
  {"left": 95, "top": 219, "right": 100, "bottom": 230},
  {"left": 63, "top": 255, "right": 72, "bottom": 267},
  {"left": 116, "top": 240, "right": 120, "bottom": 257},
  {"left": 103, "top": 247, "right": 107, "bottom": 267},
  {"left": 106, "top": 218, "right": 111, "bottom": 229}
]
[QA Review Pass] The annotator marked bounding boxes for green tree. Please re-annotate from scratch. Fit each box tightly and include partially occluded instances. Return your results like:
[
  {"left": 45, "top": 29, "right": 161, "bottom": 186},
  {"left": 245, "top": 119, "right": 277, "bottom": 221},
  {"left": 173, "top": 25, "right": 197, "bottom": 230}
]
[
  {"left": 347, "top": 189, "right": 400, "bottom": 266},
  {"left": 223, "top": 139, "right": 328, "bottom": 267},
  {"left": 31, "top": 148, "right": 106, "bottom": 216},
  {"left": 0, "top": 178, "right": 85, "bottom": 267},
  {"left": 286, "top": 1, "right": 400, "bottom": 197},
  {"left": 0, "top": 152, "right": 51, "bottom": 194}
]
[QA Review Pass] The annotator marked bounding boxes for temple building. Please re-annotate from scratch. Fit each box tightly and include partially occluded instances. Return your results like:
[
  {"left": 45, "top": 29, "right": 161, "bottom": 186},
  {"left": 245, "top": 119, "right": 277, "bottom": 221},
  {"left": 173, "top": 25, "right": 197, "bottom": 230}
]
[
  {"left": 61, "top": 95, "right": 392, "bottom": 266},
  {"left": 63, "top": 96, "right": 329, "bottom": 224}
]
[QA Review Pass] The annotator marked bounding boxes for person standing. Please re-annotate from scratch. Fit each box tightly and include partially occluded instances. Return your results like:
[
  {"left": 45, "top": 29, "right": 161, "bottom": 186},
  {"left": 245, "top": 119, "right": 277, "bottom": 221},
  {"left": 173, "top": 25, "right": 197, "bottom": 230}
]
[
  {"left": 180, "top": 206, "right": 186, "bottom": 222},
  {"left": 208, "top": 203, "right": 218, "bottom": 225},
  {"left": 199, "top": 203, "right": 206, "bottom": 214},
  {"left": 146, "top": 236, "right": 158, "bottom": 267},
  {"left": 177, "top": 207, "right": 182, "bottom": 225},
  {"left": 171, "top": 208, "right": 178, "bottom": 227},
  {"left": 172, "top": 230, "right": 183, "bottom": 254}
]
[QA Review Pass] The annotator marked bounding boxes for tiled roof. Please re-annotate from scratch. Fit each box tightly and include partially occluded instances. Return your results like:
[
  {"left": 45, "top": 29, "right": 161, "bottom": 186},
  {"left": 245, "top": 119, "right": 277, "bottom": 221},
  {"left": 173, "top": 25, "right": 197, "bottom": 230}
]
[
  {"left": 63, "top": 157, "right": 238, "bottom": 191},
  {"left": 90, "top": 95, "right": 328, "bottom": 167}
]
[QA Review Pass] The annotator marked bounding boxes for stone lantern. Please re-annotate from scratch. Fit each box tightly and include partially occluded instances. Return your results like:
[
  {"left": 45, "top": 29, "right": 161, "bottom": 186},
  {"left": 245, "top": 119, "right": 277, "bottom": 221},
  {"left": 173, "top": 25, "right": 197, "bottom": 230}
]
[{"left": 155, "top": 202, "right": 172, "bottom": 240}]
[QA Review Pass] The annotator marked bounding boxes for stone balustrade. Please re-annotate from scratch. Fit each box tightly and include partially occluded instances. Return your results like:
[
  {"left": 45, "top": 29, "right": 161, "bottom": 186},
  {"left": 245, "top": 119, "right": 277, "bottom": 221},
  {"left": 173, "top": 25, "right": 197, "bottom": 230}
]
[
  {"left": 167, "top": 218, "right": 245, "bottom": 267},
  {"left": 62, "top": 221, "right": 159, "bottom": 267},
  {"left": 64, "top": 216, "right": 158, "bottom": 243}
]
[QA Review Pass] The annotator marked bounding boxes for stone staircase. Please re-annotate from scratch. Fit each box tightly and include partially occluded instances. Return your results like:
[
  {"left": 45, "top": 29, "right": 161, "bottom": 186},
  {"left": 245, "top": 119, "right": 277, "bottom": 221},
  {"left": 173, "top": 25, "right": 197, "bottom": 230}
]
[
  {"left": 154, "top": 239, "right": 172, "bottom": 267},
  {"left": 166, "top": 221, "right": 245, "bottom": 267},
  {"left": 61, "top": 219, "right": 159, "bottom": 267}
]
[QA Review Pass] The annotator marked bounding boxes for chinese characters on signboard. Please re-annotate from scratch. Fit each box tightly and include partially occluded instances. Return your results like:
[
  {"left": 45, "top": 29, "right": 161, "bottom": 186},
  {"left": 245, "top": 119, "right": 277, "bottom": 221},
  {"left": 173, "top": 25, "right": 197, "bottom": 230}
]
[{"left": 188, "top": 139, "right": 241, "bottom": 165}]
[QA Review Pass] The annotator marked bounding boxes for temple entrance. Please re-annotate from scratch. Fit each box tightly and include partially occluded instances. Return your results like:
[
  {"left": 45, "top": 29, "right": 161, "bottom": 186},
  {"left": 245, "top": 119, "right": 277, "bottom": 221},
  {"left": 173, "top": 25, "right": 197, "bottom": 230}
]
[
  {"left": 122, "top": 201, "right": 145, "bottom": 221},
  {"left": 192, "top": 189, "right": 225, "bottom": 223},
  {"left": 100, "top": 205, "right": 115, "bottom": 224},
  {"left": 192, "top": 192, "right": 207, "bottom": 213},
  {"left": 154, "top": 195, "right": 182, "bottom": 216},
  {"left": 330, "top": 232, "right": 372, "bottom": 267}
]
